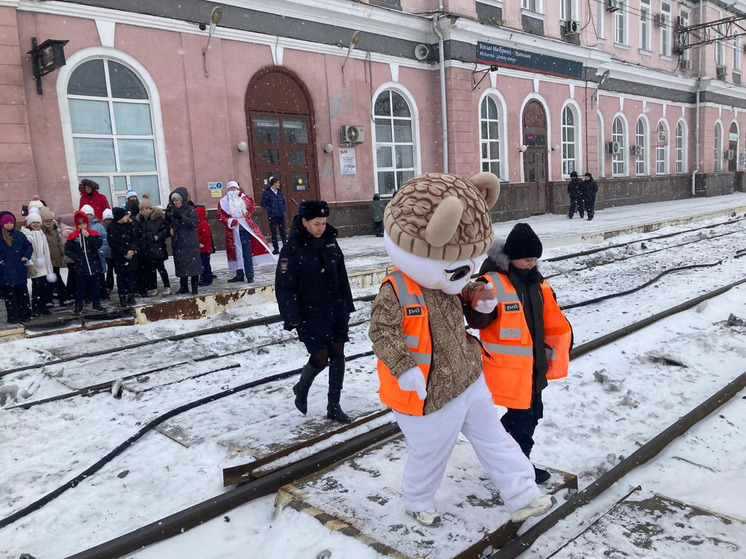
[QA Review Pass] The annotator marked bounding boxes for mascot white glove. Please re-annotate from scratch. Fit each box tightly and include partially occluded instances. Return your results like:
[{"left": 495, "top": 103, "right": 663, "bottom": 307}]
[
  {"left": 398, "top": 366, "right": 427, "bottom": 399},
  {"left": 470, "top": 283, "right": 497, "bottom": 313},
  {"left": 475, "top": 296, "right": 497, "bottom": 313}
]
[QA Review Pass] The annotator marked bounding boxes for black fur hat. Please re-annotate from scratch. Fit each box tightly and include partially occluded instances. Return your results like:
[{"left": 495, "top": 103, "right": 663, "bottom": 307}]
[
  {"left": 299, "top": 200, "right": 329, "bottom": 220},
  {"left": 503, "top": 223, "right": 543, "bottom": 260}
]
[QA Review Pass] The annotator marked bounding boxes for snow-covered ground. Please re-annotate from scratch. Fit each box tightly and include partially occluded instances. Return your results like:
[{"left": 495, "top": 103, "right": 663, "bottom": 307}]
[{"left": 1, "top": 198, "right": 746, "bottom": 559}]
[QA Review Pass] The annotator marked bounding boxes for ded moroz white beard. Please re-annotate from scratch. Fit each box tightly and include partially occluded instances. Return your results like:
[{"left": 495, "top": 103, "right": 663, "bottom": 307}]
[{"left": 227, "top": 190, "right": 247, "bottom": 219}]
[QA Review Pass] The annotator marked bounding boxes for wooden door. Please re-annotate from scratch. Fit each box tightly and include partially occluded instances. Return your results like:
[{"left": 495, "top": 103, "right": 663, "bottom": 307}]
[
  {"left": 522, "top": 100, "right": 548, "bottom": 214},
  {"left": 246, "top": 68, "right": 319, "bottom": 231}
]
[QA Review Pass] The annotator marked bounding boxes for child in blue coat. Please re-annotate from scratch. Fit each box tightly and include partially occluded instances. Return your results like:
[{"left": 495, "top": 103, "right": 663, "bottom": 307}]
[{"left": 0, "top": 211, "right": 33, "bottom": 323}]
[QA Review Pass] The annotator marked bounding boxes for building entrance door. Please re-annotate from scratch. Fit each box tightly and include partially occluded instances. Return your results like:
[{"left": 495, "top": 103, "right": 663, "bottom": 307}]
[
  {"left": 728, "top": 122, "right": 738, "bottom": 173},
  {"left": 246, "top": 68, "right": 319, "bottom": 231},
  {"left": 522, "top": 100, "right": 548, "bottom": 214}
]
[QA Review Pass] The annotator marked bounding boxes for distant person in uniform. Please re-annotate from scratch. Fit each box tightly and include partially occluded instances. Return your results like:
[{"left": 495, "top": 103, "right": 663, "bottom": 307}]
[
  {"left": 461, "top": 223, "right": 572, "bottom": 485},
  {"left": 567, "top": 171, "right": 585, "bottom": 219},
  {"left": 260, "top": 176, "right": 287, "bottom": 255},
  {"left": 370, "top": 193, "right": 385, "bottom": 237},
  {"left": 583, "top": 172, "right": 598, "bottom": 221},
  {"left": 275, "top": 200, "right": 356, "bottom": 424}
]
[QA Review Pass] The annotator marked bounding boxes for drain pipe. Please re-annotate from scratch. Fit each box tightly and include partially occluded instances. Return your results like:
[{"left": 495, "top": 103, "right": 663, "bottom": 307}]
[
  {"left": 433, "top": 3, "right": 448, "bottom": 172},
  {"left": 692, "top": 1, "right": 704, "bottom": 196}
]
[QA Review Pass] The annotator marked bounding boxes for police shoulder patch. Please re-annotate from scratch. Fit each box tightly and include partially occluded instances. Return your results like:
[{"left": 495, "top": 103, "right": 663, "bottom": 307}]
[{"left": 279, "top": 258, "right": 289, "bottom": 273}]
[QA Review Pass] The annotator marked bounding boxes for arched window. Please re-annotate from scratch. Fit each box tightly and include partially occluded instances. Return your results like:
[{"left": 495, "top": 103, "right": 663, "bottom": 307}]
[
  {"left": 675, "top": 120, "right": 687, "bottom": 173},
  {"left": 374, "top": 89, "right": 416, "bottom": 195},
  {"left": 714, "top": 122, "right": 723, "bottom": 171},
  {"left": 612, "top": 116, "right": 626, "bottom": 176},
  {"left": 561, "top": 105, "right": 578, "bottom": 177},
  {"left": 635, "top": 117, "right": 648, "bottom": 175},
  {"left": 67, "top": 58, "right": 161, "bottom": 206},
  {"left": 655, "top": 121, "right": 669, "bottom": 174},
  {"left": 480, "top": 96, "right": 502, "bottom": 178}
]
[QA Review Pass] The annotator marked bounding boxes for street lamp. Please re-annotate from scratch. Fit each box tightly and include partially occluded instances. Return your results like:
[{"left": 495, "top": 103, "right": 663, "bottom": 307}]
[
  {"left": 28, "top": 37, "right": 68, "bottom": 95},
  {"left": 202, "top": 6, "right": 223, "bottom": 78}
]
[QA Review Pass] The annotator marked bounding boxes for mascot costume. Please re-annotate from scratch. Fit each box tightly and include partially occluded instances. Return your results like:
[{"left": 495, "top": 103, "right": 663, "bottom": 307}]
[{"left": 369, "top": 172, "right": 553, "bottom": 527}]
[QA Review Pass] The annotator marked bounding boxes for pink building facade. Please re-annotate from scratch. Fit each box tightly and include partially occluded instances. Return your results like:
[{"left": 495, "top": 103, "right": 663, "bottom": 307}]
[{"left": 1, "top": 0, "right": 745, "bottom": 238}]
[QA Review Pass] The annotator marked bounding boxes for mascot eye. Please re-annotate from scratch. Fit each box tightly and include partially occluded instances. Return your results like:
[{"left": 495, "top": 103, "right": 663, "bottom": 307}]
[{"left": 445, "top": 265, "right": 471, "bottom": 282}]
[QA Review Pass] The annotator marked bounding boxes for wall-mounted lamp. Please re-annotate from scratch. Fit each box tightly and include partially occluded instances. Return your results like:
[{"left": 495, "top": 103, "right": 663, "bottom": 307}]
[
  {"left": 323, "top": 143, "right": 334, "bottom": 153},
  {"left": 519, "top": 145, "right": 528, "bottom": 153},
  {"left": 202, "top": 6, "right": 223, "bottom": 78},
  {"left": 237, "top": 141, "right": 248, "bottom": 152},
  {"left": 341, "top": 30, "right": 362, "bottom": 85},
  {"left": 28, "top": 37, "right": 68, "bottom": 95}
]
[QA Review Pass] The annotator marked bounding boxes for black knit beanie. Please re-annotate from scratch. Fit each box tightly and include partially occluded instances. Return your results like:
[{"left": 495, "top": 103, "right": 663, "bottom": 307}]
[
  {"left": 299, "top": 200, "right": 329, "bottom": 220},
  {"left": 504, "top": 223, "right": 543, "bottom": 260},
  {"left": 112, "top": 207, "right": 128, "bottom": 222}
]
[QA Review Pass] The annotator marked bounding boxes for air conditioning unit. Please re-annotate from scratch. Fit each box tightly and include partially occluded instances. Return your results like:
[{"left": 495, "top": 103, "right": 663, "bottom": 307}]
[
  {"left": 565, "top": 20, "right": 581, "bottom": 36},
  {"left": 606, "top": 0, "right": 621, "bottom": 12},
  {"left": 340, "top": 125, "right": 364, "bottom": 145},
  {"left": 658, "top": 129, "right": 667, "bottom": 143},
  {"left": 654, "top": 13, "right": 667, "bottom": 27},
  {"left": 606, "top": 141, "right": 621, "bottom": 155},
  {"left": 680, "top": 59, "right": 692, "bottom": 71},
  {"left": 631, "top": 145, "right": 643, "bottom": 156},
  {"left": 726, "top": 149, "right": 735, "bottom": 160},
  {"left": 716, "top": 65, "right": 728, "bottom": 80}
]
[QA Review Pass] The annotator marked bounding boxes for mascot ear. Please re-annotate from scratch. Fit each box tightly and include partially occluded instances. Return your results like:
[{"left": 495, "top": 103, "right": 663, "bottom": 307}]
[
  {"left": 470, "top": 172, "right": 500, "bottom": 209},
  {"left": 425, "top": 196, "right": 463, "bottom": 248}
]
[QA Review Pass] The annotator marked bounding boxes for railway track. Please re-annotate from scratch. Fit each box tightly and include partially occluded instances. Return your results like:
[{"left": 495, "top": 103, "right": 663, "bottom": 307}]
[
  {"left": 5, "top": 276, "right": 744, "bottom": 558},
  {"left": 3, "top": 217, "right": 745, "bottom": 381}
]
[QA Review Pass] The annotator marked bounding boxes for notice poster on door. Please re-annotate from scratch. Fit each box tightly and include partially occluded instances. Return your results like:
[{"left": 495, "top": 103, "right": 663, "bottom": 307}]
[
  {"left": 339, "top": 148, "right": 357, "bottom": 175},
  {"left": 208, "top": 181, "right": 223, "bottom": 198}
]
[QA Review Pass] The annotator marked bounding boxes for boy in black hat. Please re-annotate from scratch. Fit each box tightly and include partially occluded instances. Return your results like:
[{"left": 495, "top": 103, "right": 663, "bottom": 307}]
[
  {"left": 108, "top": 208, "right": 139, "bottom": 307},
  {"left": 567, "top": 171, "right": 585, "bottom": 219},
  {"left": 461, "top": 223, "right": 573, "bottom": 484}
]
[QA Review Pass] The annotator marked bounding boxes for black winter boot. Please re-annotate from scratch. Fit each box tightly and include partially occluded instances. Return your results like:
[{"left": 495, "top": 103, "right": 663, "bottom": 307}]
[
  {"left": 292, "top": 362, "right": 323, "bottom": 414},
  {"left": 127, "top": 293, "right": 136, "bottom": 306},
  {"left": 191, "top": 276, "right": 199, "bottom": 295},
  {"left": 119, "top": 295, "right": 128, "bottom": 307},
  {"left": 177, "top": 277, "right": 189, "bottom": 294},
  {"left": 326, "top": 355, "right": 351, "bottom": 424}
]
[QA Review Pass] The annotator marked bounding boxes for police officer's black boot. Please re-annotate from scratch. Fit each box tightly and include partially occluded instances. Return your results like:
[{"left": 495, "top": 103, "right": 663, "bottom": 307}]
[
  {"left": 326, "top": 355, "right": 351, "bottom": 424},
  {"left": 293, "top": 362, "right": 323, "bottom": 414}
]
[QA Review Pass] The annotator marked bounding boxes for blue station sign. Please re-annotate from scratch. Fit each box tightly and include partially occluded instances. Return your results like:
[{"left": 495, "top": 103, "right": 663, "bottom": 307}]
[{"left": 477, "top": 42, "right": 583, "bottom": 79}]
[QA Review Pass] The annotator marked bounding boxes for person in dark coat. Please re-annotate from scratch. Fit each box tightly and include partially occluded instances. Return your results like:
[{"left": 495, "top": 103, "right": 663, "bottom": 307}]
[
  {"left": 166, "top": 186, "right": 202, "bottom": 295},
  {"left": 135, "top": 194, "right": 171, "bottom": 297},
  {"left": 108, "top": 207, "right": 139, "bottom": 307},
  {"left": 0, "top": 211, "right": 33, "bottom": 323},
  {"left": 260, "top": 176, "right": 287, "bottom": 254},
  {"left": 65, "top": 210, "right": 104, "bottom": 314},
  {"left": 275, "top": 200, "right": 356, "bottom": 424},
  {"left": 567, "top": 171, "right": 585, "bottom": 219},
  {"left": 583, "top": 172, "right": 598, "bottom": 221},
  {"left": 370, "top": 193, "right": 385, "bottom": 237}
]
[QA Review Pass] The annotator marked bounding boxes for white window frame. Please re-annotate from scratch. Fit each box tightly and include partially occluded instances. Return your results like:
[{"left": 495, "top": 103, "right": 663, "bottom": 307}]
[
  {"left": 655, "top": 120, "right": 669, "bottom": 175},
  {"left": 612, "top": 114, "right": 627, "bottom": 177},
  {"left": 714, "top": 121, "right": 723, "bottom": 172},
  {"left": 56, "top": 47, "right": 170, "bottom": 208},
  {"left": 734, "top": 37, "right": 742, "bottom": 73},
  {"left": 522, "top": 0, "right": 543, "bottom": 14},
  {"left": 615, "top": 1, "right": 628, "bottom": 45},
  {"left": 715, "top": 24, "right": 725, "bottom": 67},
  {"left": 371, "top": 83, "right": 421, "bottom": 196},
  {"left": 561, "top": 103, "right": 580, "bottom": 178},
  {"left": 597, "top": 111, "right": 605, "bottom": 177},
  {"left": 478, "top": 90, "right": 508, "bottom": 181},
  {"left": 680, "top": 11, "right": 690, "bottom": 63},
  {"left": 640, "top": 0, "right": 651, "bottom": 52},
  {"left": 560, "top": 0, "right": 577, "bottom": 22},
  {"left": 635, "top": 116, "right": 648, "bottom": 176},
  {"left": 660, "top": 3, "right": 672, "bottom": 57},
  {"left": 597, "top": 0, "right": 605, "bottom": 40},
  {"left": 675, "top": 119, "right": 687, "bottom": 174}
]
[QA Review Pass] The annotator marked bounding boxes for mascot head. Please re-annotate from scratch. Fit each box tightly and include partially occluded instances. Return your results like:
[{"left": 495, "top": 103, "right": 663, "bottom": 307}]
[{"left": 384, "top": 172, "right": 500, "bottom": 294}]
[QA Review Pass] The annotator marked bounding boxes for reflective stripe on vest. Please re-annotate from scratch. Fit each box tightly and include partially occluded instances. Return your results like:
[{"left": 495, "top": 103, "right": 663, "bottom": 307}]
[
  {"left": 479, "top": 271, "right": 571, "bottom": 409},
  {"left": 376, "top": 268, "right": 432, "bottom": 416}
]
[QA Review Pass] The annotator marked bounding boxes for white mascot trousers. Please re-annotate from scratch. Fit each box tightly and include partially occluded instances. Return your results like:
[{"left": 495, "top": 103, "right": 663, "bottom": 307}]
[{"left": 393, "top": 374, "right": 541, "bottom": 513}]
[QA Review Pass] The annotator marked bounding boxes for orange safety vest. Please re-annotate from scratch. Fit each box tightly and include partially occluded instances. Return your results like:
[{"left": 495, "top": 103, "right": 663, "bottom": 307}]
[
  {"left": 479, "top": 271, "right": 572, "bottom": 410},
  {"left": 377, "top": 268, "right": 432, "bottom": 416}
]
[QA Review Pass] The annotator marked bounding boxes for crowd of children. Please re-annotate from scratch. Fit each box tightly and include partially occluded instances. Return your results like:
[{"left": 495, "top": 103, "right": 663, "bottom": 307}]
[{"left": 0, "top": 184, "right": 215, "bottom": 323}]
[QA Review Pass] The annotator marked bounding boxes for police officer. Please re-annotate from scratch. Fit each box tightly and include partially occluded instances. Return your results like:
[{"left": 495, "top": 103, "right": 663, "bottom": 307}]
[{"left": 567, "top": 171, "right": 585, "bottom": 219}]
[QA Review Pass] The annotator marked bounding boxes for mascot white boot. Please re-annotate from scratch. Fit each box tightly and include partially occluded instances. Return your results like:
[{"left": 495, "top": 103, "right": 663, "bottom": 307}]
[{"left": 369, "top": 172, "right": 553, "bottom": 527}]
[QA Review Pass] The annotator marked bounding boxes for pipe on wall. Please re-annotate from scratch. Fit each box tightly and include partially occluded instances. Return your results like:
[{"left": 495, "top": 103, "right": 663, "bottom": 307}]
[{"left": 433, "top": 2, "right": 448, "bottom": 173}]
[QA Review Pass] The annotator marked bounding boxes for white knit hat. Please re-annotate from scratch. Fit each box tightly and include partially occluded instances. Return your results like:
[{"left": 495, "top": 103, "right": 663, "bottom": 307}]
[
  {"left": 226, "top": 180, "right": 240, "bottom": 190},
  {"left": 125, "top": 189, "right": 138, "bottom": 199},
  {"left": 26, "top": 212, "right": 42, "bottom": 225},
  {"left": 102, "top": 208, "right": 114, "bottom": 220},
  {"left": 81, "top": 204, "right": 95, "bottom": 216}
]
